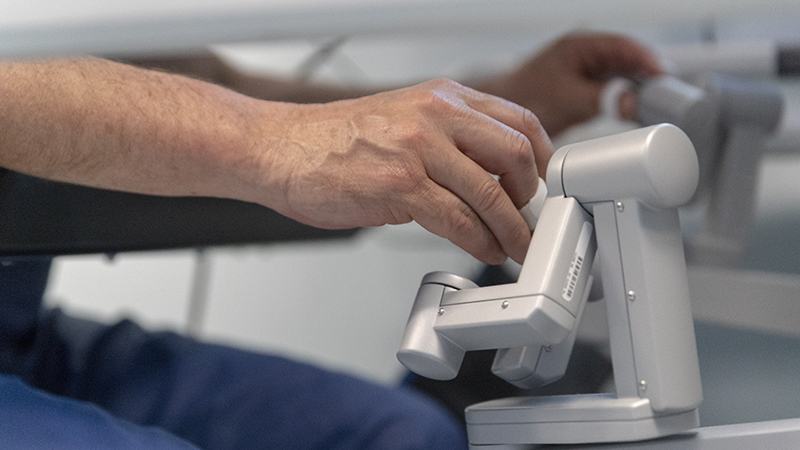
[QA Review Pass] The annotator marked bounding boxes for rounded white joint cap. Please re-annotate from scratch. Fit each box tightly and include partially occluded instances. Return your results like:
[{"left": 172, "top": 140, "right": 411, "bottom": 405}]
[{"left": 519, "top": 177, "right": 547, "bottom": 230}]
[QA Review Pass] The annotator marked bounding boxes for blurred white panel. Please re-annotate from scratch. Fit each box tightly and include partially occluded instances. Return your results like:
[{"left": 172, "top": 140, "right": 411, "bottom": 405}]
[
  {"left": 659, "top": 40, "right": 779, "bottom": 78},
  {"left": 2, "top": 0, "right": 423, "bottom": 27},
  {"left": 715, "top": 12, "right": 800, "bottom": 43},
  {"left": 45, "top": 250, "right": 196, "bottom": 330},
  {"left": 212, "top": 41, "right": 325, "bottom": 78},
  {"left": 5, "top": 0, "right": 800, "bottom": 58}
]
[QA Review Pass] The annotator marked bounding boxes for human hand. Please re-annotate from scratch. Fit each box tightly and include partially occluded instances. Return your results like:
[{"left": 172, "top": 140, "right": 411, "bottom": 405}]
[
  {"left": 255, "top": 79, "right": 553, "bottom": 265},
  {"left": 475, "top": 33, "right": 663, "bottom": 137}
]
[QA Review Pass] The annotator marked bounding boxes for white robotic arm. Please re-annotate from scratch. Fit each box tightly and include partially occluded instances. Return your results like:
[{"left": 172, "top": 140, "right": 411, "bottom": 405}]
[
  {"left": 398, "top": 124, "right": 703, "bottom": 446},
  {"left": 397, "top": 190, "right": 596, "bottom": 385}
]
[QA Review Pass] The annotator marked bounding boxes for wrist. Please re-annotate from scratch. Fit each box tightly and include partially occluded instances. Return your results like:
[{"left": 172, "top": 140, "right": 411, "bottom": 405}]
[{"left": 211, "top": 99, "right": 301, "bottom": 211}]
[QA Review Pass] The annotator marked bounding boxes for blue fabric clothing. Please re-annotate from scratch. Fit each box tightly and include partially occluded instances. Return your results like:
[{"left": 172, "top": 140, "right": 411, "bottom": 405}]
[
  {"left": 0, "top": 258, "right": 51, "bottom": 342},
  {"left": 0, "top": 375, "right": 200, "bottom": 450},
  {"left": 0, "top": 259, "right": 467, "bottom": 449}
]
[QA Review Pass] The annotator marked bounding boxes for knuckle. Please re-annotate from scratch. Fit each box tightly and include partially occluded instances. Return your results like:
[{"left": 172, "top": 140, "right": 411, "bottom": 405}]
[
  {"left": 413, "top": 79, "right": 466, "bottom": 115},
  {"left": 520, "top": 108, "right": 543, "bottom": 137},
  {"left": 505, "top": 127, "right": 535, "bottom": 169},
  {"left": 422, "top": 92, "right": 452, "bottom": 114},
  {"left": 557, "top": 33, "right": 579, "bottom": 46},
  {"left": 396, "top": 119, "right": 435, "bottom": 151},
  {"left": 427, "top": 78, "right": 464, "bottom": 91},
  {"left": 448, "top": 208, "right": 502, "bottom": 264},
  {"left": 449, "top": 202, "right": 480, "bottom": 238},
  {"left": 555, "top": 32, "right": 588, "bottom": 50},
  {"left": 473, "top": 177, "right": 508, "bottom": 215},
  {"left": 518, "top": 108, "right": 551, "bottom": 153}
]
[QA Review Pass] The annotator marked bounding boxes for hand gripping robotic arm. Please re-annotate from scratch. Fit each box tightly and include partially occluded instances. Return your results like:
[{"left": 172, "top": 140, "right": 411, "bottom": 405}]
[{"left": 398, "top": 124, "right": 703, "bottom": 446}]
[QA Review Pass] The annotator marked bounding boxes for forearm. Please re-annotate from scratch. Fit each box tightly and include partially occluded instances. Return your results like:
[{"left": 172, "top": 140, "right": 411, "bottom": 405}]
[
  {"left": 0, "top": 58, "right": 552, "bottom": 265},
  {"left": 118, "top": 53, "right": 385, "bottom": 104},
  {"left": 0, "top": 58, "right": 287, "bottom": 206}
]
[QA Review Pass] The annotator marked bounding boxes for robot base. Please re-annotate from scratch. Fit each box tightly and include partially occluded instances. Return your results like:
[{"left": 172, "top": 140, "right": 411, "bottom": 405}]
[{"left": 466, "top": 393, "right": 700, "bottom": 447}]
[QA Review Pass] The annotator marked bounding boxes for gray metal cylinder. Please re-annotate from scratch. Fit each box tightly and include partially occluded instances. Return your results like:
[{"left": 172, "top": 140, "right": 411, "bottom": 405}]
[{"left": 396, "top": 272, "right": 476, "bottom": 380}]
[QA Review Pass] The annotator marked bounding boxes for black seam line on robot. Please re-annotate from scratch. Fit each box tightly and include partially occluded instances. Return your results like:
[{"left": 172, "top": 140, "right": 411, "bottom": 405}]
[
  {"left": 558, "top": 145, "right": 571, "bottom": 201},
  {"left": 555, "top": 145, "right": 594, "bottom": 217},
  {"left": 610, "top": 201, "right": 642, "bottom": 397},
  {"left": 575, "top": 201, "right": 595, "bottom": 217}
]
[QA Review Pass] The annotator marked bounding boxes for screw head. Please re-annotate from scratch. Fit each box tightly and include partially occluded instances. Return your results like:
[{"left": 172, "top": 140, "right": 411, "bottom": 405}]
[
  {"left": 438, "top": 308, "right": 445, "bottom": 316},
  {"left": 501, "top": 301, "right": 509, "bottom": 309},
  {"left": 616, "top": 201, "right": 625, "bottom": 212},
  {"left": 639, "top": 380, "right": 647, "bottom": 391},
  {"left": 627, "top": 291, "right": 636, "bottom": 302},
  {"left": 544, "top": 345, "right": 552, "bottom": 353}
]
